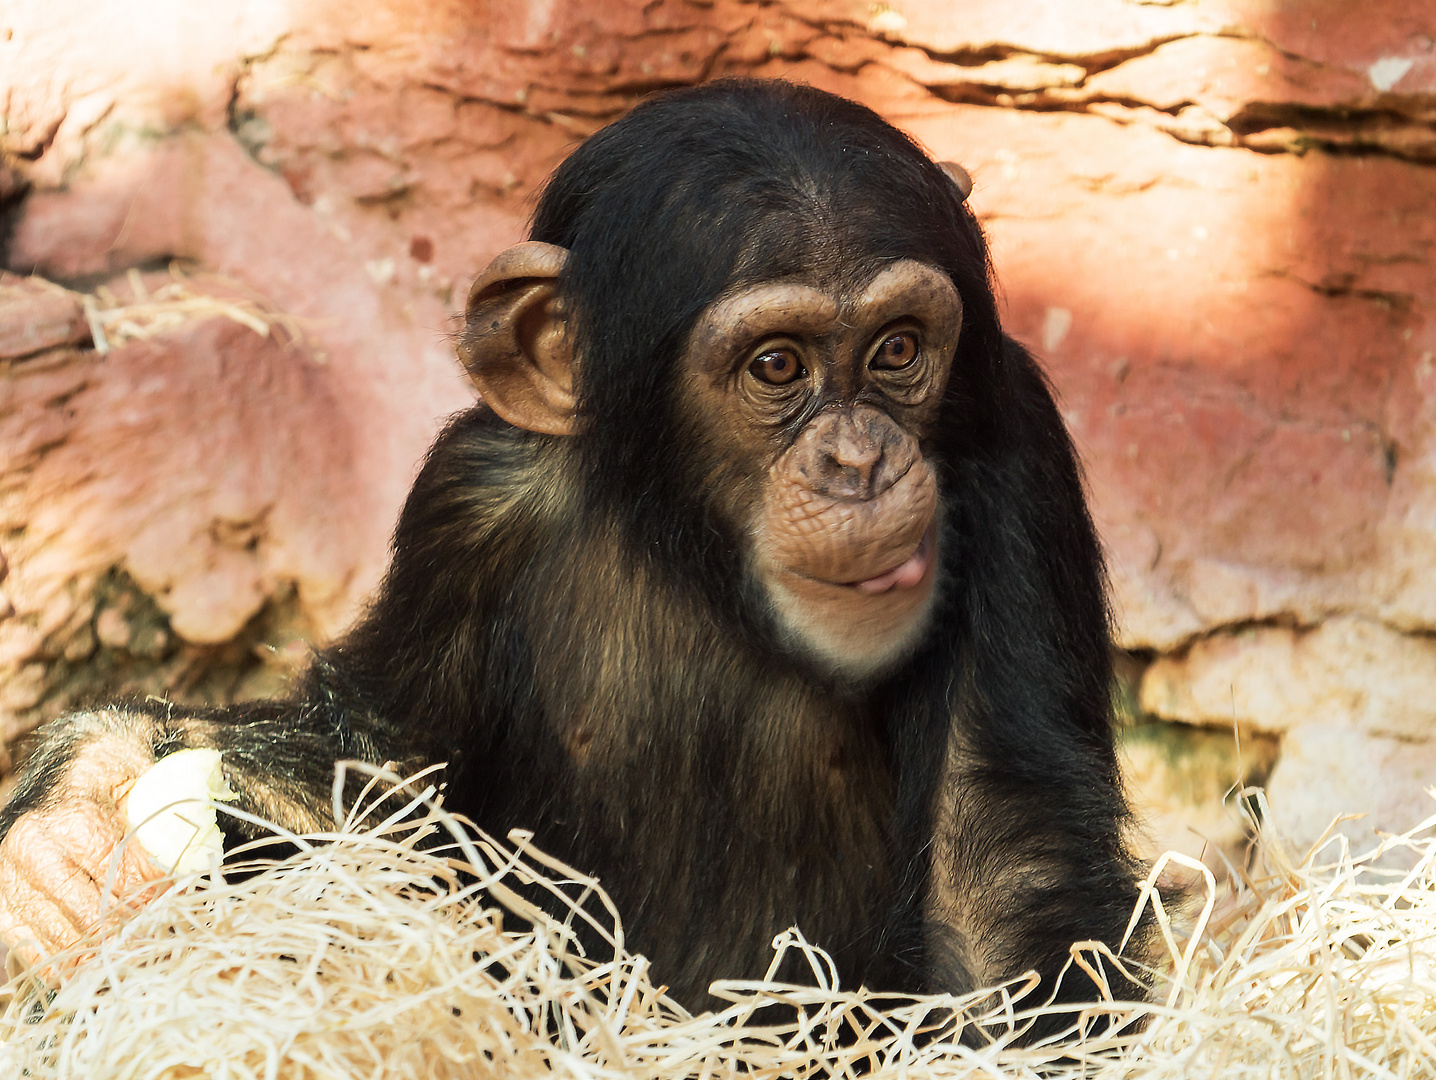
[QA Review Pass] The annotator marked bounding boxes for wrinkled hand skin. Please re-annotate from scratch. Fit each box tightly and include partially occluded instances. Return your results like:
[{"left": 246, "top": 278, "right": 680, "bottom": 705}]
[{"left": 0, "top": 724, "right": 165, "bottom": 978}]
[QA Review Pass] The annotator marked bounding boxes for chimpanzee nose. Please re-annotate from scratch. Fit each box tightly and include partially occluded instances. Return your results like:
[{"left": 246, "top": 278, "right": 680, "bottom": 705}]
[
  {"left": 797, "top": 407, "right": 916, "bottom": 501},
  {"left": 824, "top": 421, "right": 883, "bottom": 498}
]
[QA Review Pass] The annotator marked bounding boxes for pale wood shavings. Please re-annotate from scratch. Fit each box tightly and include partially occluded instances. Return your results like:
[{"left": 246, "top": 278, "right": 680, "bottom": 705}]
[{"left": 1, "top": 773, "right": 1433, "bottom": 1080}]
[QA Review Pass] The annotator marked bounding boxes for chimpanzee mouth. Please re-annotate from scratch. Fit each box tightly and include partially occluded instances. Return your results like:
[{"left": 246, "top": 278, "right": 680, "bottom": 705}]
[{"left": 848, "top": 524, "right": 936, "bottom": 594}]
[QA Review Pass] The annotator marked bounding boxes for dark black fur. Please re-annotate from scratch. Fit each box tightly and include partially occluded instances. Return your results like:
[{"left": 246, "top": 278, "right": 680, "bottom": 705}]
[{"left": 1, "top": 80, "right": 1147, "bottom": 1037}]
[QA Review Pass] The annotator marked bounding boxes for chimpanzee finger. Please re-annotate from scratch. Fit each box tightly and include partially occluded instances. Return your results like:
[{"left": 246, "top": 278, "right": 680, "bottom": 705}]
[
  {"left": 0, "top": 801, "right": 166, "bottom": 978},
  {"left": 0, "top": 836, "right": 89, "bottom": 971}
]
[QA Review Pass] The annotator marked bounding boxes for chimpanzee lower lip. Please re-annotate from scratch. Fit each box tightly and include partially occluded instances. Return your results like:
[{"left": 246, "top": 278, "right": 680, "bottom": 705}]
[{"left": 847, "top": 524, "right": 936, "bottom": 594}]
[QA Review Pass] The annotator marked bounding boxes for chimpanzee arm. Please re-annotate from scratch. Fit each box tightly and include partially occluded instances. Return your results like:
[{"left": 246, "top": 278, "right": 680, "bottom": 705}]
[
  {"left": 1, "top": 703, "right": 340, "bottom": 845},
  {"left": 915, "top": 341, "right": 1149, "bottom": 1029},
  {"left": 0, "top": 686, "right": 421, "bottom": 967},
  {"left": 922, "top": 726, "right": 1147, "bottom": 1015}
]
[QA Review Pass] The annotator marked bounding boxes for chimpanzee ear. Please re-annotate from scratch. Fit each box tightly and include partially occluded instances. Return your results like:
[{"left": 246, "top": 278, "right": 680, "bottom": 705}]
[
  {"left": 938, "top": 161, "right": 973, "bottom": 202},
  {"left": 458, "top": 242, "right": 575, "bottom": 436}
]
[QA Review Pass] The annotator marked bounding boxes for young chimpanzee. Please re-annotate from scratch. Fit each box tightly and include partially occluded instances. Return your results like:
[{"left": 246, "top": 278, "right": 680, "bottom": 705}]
[{"left": 0, "top": 79, "right": 1149, "bottom": 1032}]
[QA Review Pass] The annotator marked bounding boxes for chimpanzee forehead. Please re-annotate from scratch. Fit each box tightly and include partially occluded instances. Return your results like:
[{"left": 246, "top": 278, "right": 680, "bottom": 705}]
[{"left": 721, "top": 209, "right": 935, "bottom": 306}]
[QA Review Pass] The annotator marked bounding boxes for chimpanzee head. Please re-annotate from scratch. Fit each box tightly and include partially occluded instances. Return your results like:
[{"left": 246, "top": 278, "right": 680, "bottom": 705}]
[{"left": 459, "top": 79, "right": 1007, "bottom": 678}]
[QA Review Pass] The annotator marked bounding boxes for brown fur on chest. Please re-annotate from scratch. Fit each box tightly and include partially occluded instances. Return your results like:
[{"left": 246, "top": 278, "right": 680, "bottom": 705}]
[{"left": 541, "top": 631, "right": 894, "bottom": 1000}]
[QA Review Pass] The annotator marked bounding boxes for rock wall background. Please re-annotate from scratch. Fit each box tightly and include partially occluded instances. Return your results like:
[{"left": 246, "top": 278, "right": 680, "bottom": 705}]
[{"left": 3, "top": 0, "right": 1435, "bottom": 867}]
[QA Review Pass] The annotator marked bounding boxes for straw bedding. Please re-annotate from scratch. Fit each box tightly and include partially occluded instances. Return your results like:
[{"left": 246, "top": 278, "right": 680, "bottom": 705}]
[{"left": 2, "top": 767, "right": 1433, "bottom": 1080}]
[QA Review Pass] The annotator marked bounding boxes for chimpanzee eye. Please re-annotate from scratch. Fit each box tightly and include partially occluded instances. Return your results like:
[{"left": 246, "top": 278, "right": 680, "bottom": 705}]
[
  {"left": 749, "top": 348, "right": 805, "bottom": 385},
  {"left": 870, "top": 332, "right": 918, "bottom": 371}
]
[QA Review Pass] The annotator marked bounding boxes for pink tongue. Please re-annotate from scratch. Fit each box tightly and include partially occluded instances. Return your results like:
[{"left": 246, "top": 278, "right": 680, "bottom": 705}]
[{"left": 854, "top": 532, "right": 932, "bottom": 594}]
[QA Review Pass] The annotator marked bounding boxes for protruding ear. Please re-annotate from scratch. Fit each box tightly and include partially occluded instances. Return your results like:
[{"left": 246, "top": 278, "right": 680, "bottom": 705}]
[
  {"left": 938, "top": 161, "right": 973, "bottom": 202},
  {"left": 458, "top": 241, "right": 575, "bottom": 436}
]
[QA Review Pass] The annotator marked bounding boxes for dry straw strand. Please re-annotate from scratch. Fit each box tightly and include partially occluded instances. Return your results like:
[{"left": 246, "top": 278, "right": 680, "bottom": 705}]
[{"left": 76, "top": 263, "right": 318, "bottom": 355}]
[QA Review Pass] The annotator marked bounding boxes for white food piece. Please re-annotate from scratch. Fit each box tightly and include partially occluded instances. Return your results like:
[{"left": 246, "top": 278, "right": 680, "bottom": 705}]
[{"left": 123, "top": 749, "right": 237, "bottom": 874}]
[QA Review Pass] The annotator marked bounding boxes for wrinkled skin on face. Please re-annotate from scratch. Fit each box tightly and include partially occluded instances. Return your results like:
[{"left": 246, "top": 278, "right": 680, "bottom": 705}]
[{"left": 685, "top": 260, "right": 961, "bottom": 677}]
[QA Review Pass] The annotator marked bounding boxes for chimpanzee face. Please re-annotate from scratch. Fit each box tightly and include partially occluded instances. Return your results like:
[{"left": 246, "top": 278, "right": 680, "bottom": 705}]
[{"left": 681, "top": 259, "right": 961, "bottom": 677}]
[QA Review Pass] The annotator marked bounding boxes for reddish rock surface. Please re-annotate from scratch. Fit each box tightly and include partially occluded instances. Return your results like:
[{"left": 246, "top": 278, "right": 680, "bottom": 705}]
[{"left": 3, "top": 0, "right": 1436, "bottom": 857}]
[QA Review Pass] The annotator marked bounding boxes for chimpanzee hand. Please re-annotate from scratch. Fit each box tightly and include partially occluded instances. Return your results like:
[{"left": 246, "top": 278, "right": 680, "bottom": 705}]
[{"left": 0, "top": 722, "right": 165, "bottom": 976}]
